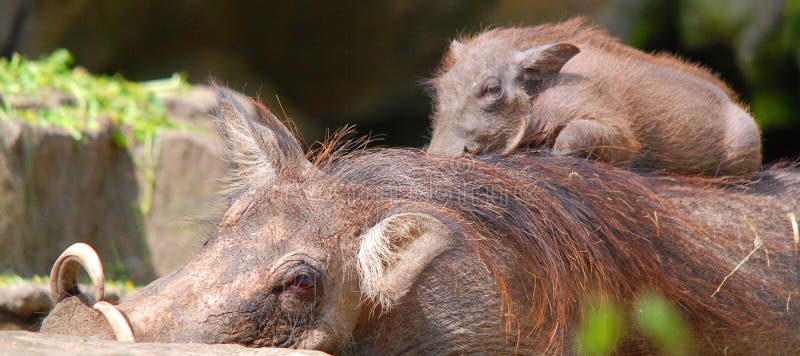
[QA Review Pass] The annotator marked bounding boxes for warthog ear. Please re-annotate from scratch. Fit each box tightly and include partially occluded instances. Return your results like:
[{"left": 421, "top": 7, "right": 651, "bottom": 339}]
[
  {"left": 213, "top": 86, "right": 314, "bottom": 186},
  {"left": 448, "top": 39, "right": 467, "bottom": 61},
  {"left": 514, "top": 42, "right": 580, "bottom": 79},
  {"left": 357, "top": 213, "right": 454, "bottom": 310}
]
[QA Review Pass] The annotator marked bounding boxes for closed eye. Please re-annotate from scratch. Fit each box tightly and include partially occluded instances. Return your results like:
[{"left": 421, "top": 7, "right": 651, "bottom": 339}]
[
  {"left": 479, "top": 77, "right": 503, "bottom": 99},
  {"left": 286, "top": 273, "right": 314, "bottom": 292},
  {"left": 481, "top": 83, "right": 501, "bottom": 97},
  {"left": 280, "top": 269, "right": 321, "bottom": 299}
]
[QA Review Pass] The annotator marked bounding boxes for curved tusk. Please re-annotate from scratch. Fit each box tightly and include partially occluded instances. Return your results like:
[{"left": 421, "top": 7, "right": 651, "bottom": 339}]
[
  {"left": 93, "top": 301, "right": 136, "bottom": 342},
  {"left": 49, "top": 243, "right": 105, "bottom": 303},
  {"left": 502, "top": 115, "right": 530, "bottom": 155}
]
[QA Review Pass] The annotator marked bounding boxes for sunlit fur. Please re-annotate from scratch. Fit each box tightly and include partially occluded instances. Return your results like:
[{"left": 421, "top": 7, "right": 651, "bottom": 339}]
[
  {"left": 429, "top": 17, "right": 761, "bottom": 176},
  {"left": 436, "top": 17, "right": 735, "bottom": 97},
  {"left": 357, "top": 215, "right": 402, "bottom": 309},
  {"left": 222, "top": 95, "right": 797, "bottom": 352},
  {"left": 322, "top": 148, "right": 798, "bottom": 353}
]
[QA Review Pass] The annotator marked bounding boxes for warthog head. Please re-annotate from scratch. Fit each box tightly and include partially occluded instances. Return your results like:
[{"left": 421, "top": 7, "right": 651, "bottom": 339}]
[
  {"left": 41, "top": 88, "right": 799, "bottom": 354},
  {"left": 426, "top": 27, "right": 578, "bottom": 156},
  {"left": 43, "top": 90, "right": 509, "bottom": 353}
]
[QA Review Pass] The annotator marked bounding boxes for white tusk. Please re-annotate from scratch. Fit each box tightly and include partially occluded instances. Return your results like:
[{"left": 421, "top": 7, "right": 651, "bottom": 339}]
[
  {"left": 49, "top": 243, "right": 105, "bottom": 303},
  {"left": 93, "top": 301, "right": 136, "bottom": 342},
  {"left": 502, "top": 115, "right": 530, "bottom": 155}
]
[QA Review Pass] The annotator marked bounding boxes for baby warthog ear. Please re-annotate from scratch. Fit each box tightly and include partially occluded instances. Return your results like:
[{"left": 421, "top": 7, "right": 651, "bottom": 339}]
[
  {"left": 357, "top": 213, "right": 454, "bottom": 310},
  {"left": 214, "top": 86, "right": 314, "bottom": 186},
  {"left": 514, "top": 42, "right": 580, "bottom": 78},
  {"left": 448, "top": 39, "right": 467, "bottom": 61}
]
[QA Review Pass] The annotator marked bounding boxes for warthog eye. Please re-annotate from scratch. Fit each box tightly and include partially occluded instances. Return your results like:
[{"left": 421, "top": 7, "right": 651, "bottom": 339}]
[
  {"left": 283, "top": 271, "right": 318, "bottom": 298},
  {"left": 479, "top": 77, "right": 503, "bottom": 99}
]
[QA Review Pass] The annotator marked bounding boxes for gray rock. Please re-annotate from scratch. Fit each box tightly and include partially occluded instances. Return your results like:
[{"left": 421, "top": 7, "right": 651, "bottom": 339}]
[
  {"left": 0, "top": 331, "right": 328, "bottom": 355},
  {"left": 0, "top": 284, "right": 50, "bottom": 319},
  {"left": 0, "top": 118, "right": 153, "bottom": 282},
  {"left": 0, "top": 281, "right": 128, "bottom": 331},
  {"left": 0, "top": 283, "right": 50, "bottom": 331},
  {"left": 0, "top": 85, "right": 246, "bottom": 282},
  {"left": 136, "top": 129, "right": 229, "bottom": 275},
  {"left": 138, "top": 85, "right": 242, "bottom": 275}
]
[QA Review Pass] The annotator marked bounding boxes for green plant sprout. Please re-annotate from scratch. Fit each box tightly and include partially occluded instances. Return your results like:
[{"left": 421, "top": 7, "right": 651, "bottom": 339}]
[
  {"left": 0, "top": 273, "right": 139, "bottom": 293},
  {"left": 576, "top": 291, "right": 694, "bottom": 355},
  {"left": 575, "top": 295, "right": 625, "bottom": 355},
  {"left": 0, "top": 49, "right": 188, "bottom": 144}
]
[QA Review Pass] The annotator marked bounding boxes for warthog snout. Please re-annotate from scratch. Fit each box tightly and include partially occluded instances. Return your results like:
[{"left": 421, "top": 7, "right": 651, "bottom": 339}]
[{"left": 44, "top": 243, "right": 134, "bottom": 342}]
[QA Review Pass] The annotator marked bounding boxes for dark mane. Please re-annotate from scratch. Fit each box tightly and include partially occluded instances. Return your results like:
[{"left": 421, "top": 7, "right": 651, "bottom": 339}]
[{"left": 317, "top": 148, "right": 793, "bottom": 352}]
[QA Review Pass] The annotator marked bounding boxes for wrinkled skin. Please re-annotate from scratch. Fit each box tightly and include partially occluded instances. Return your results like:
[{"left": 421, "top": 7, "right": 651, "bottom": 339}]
[
  {"left": 427, "top": 18, "right": 761, "bottom": 176},
  {"left": 41, "top": 91, "right": 798, "bottom": 354},
  {"left": 119, "top": 190, "right": 355, "bottom": 348}
]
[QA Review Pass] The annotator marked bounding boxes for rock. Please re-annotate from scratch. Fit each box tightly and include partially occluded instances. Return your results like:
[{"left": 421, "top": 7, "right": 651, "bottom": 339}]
[
  {"left": 0, "top": 85, "right": 251, "bottom": 282},
  {"left": 136, "top": 129, "right": 229, "bottom": 275},
  {"left": 0, "top": 284, "right": 50, "bottom": 319},
  {"left": 0, "top": 281, "right": 128, "bottom": 331},
  {"left": 160, "top": 85, "right": 257, "bottom": 128},
  {"left": 0, "top": 89, "right": 76, "bottom": 110},
  {"left": 138, "top": 85, "right": 243, "bottom": 275},
  {"left": 0, "top": 283, "right": 49, "bottom": 331},
  {"left": 0, "top": 331, "right": 328, "bottom": 355},
  {"left": 0, "top": 118, "right": 153, "bottom": 282}
]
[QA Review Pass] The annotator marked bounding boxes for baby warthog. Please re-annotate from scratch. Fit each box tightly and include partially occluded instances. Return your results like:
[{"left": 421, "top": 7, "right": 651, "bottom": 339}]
[{"left": 427, "top": 17, "right": 761, "bottom": 176}]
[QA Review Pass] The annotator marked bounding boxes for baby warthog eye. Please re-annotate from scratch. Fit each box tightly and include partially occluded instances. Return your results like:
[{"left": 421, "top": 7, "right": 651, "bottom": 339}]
[{"left": 480, "top": 77, "right": 503, "bottom": 98}]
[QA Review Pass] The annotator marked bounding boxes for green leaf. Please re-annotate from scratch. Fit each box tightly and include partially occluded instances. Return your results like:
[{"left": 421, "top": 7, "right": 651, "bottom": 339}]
[
  {"left": 0, "top": 49, "right": 189, "bottom": 145},
  {"left": 634, "top": 291, "right": 694, "bottom": 355},
  {"left": 575, "top": 295, "right": 625, "bottom": 356}
]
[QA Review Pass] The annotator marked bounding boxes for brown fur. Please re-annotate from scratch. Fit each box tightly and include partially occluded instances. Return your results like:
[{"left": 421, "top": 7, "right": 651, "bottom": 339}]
[
  {"left": 439, "top": 18, "right": 736, "bottom": 99},
  {"left": 334, "top": 150, "right": 798, "bottom": 353},
  {"left": 42, "top": 94, "right": 797, "bottom": 354},
  {"left": 428, "top": 17, "right": 762, "bottom": 176}
]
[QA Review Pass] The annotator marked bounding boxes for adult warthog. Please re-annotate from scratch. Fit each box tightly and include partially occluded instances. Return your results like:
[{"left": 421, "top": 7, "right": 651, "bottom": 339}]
[{"left": 41, "top": 90, "right": 799, "bottom": 354}]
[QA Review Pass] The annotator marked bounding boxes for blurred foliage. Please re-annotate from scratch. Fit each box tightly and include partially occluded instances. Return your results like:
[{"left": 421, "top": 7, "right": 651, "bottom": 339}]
[
  {"left": 634, "top": 291, "right": 694, "bottom": 355},
  {"left": 0, "top": 49, "right": 187, "bottom": 143},
  {"left": 0, "top": 273, "right": 139, "bottom": 292},
  {"left": 576, "top": 291, "right": 694, "bottom": 355},
  {"left": 623, "top": 0, "right": 799, "bottom": 132},
  {"left": 575, "top": 295, "right": 625, "bottom": 355},
  {"left": 0, "top": 273, "right": 47, "bottom": 286}
]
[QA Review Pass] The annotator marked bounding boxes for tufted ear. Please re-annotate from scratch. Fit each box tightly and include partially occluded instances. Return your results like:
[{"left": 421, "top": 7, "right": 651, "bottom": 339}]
[
  {"left": 213, "top": 86, "right": 314, "bottom": 186},
  {"left": 448, "top": 39, "right": 467, "bottom": 61},
  {"left": 514, "top": 42, "right": 579, "bottom": 80},
  {"left": 357, "top": 213, "right": 454, "bottom": 310}
]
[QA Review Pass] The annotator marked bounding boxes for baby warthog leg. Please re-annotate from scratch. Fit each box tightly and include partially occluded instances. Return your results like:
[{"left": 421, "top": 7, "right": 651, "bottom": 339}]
[{"left": 553, "top": 118, "right": 640, "bottom": 163}]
